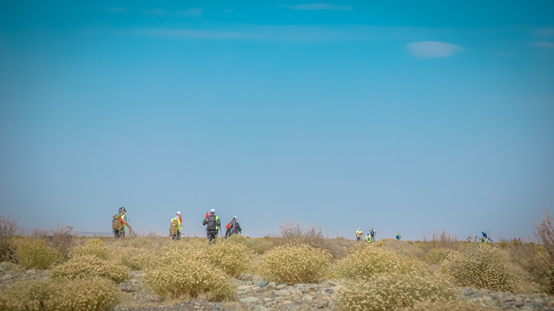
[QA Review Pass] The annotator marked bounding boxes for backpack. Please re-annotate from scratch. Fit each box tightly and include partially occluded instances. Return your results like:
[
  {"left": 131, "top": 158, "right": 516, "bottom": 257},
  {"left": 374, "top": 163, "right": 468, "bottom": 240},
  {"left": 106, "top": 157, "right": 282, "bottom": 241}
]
[
  {"left": 112, "top": 214, "right": 123, "bottom": 231},
  {"left": 169, "top": 219, "right": 179, "bottom": 235},
  {"left": 206, "top": 215, "right": 218, "bottom": 231}
]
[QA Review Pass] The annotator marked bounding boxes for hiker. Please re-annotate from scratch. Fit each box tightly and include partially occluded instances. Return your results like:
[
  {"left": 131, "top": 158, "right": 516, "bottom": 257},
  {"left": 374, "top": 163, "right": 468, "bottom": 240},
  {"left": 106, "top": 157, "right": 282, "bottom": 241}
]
[
  {"left": 112, "top": 207, "right": 129, "bottom": 239},
  {"left": 169, "top": 211, "right": 183, "bottom": 241},
  {"left": 396, "top": 233, "right": 401, "bottom": 240},
  {"left": 355, "top": 228, "right": 363, "bottom": 241},
  {"left": 466, "top": 236, "right": 471, "bottom": 242},
  {"left": 370, "top": 228, "right": 376, "bottom": 241},
  {"left": 365, "top": 232, "right": 372, "bottom": 243},
  {"left": 225, "top": 215, "right": 242, "bottom": 239},
  {"left": 202, "top": 209, "right": 221, "bottom": 244}
]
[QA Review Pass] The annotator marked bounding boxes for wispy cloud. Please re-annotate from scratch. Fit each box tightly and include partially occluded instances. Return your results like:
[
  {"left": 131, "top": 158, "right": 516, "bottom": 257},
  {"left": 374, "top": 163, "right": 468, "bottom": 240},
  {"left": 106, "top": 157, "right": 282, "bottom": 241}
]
[
  {"left": 533, "top": 42, "right": 554, "bottom": 49},
  {"left": 280, "top": 3, "right": 353, "bottom": 11},
  {"left": 407, "top": 41, "right": 463, "bottom": 58},
  {"left": 137, "top": 29, "right": 263, "bottom": 40},
  {"left": 534, "top": 28, "right": 554, "bottom": 37},
  {"left": 107, "top": 7, "right": 128, "bottom": 13},
  {"left": 141, "top": 8, "right": 203, "bottom": 17}
]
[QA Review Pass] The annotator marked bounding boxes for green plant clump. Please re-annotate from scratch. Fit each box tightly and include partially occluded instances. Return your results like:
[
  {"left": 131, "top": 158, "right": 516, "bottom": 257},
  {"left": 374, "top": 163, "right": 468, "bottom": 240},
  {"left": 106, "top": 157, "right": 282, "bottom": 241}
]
[
  {"left": 51, "top": 255, "right": 129, "bottom": 283},
  {"left": 15, "top": 238, "right": 60, "bottom": 269}
]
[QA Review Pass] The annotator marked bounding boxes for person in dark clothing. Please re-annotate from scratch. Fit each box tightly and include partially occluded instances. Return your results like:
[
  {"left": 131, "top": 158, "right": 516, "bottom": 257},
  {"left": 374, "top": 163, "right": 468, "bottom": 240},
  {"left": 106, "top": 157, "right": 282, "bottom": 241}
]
[
  {"left": 202, "top": 209, "right": 221, "bottom": 244},
  {"left": 225, "top": 215, "right": 242, "bottom": 239}
]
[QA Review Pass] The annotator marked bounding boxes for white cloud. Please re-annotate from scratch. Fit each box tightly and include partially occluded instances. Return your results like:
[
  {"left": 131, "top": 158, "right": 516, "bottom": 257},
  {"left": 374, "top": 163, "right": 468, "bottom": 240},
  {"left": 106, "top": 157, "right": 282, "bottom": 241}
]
[
  {"left": 407, "top": 41, "right": 463, "bottom": 58},
  {"left": 533, "top": 42, "right": 554, "bottom": 49},
  {"left": 280, "top": 3, "right": 353, "bottom": 11}
]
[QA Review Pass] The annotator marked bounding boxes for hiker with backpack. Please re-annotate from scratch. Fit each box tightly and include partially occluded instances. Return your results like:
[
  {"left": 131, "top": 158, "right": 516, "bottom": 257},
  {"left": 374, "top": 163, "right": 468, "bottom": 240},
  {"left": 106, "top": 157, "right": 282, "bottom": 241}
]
[
  {"left": 370, "top": 227, "right": 376, "bottom": 241},
  {"left": 202, "top": 209, "right": 221, "bottom": 244},
  {"left": 225, "top": 215, "right": 242, "bottom": 239},
  {"left": 169, "top": 211, "right": 183, "bottom": 241},
  {"left": 396, "top": 233, "right": 401, "bottom": 240},
  {"left": 365, "top": 232, "right": 372, "bottom": 243},
  {"left": 355, "top": 228, "right": 363, "bottom": 241},
  {"left": 112, "top": 207, "right": 129, "bottom": 239}
]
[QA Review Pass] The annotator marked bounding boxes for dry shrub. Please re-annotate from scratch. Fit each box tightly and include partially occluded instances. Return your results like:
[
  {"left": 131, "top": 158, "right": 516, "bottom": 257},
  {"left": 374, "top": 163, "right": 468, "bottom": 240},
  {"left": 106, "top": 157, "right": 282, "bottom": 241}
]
[
  {"left": 32, "top": 225, "right": 75, "bottom": 261},
  {"left": 0, "top": 277, "right": 120, "bottom": 311},
  {"left": 146, "top": 260, "right": 235, "bottom": 301},
  {"left": 421, "top": 229, "right": 459, "bottom": 251},
  {"left": 340, "top": 273, "right": 455, "bottom": 311},
  {"left": 119, "top": 248, "right": 156, "bottom": 271},
  {"left": 69, "top": 238, "right": 110, "bottom": 260},
  {"left": 337, "top": 246, "right": 427, "bottom": 280},
  {"left": 51, "top": 255, "right": 129, "bottom": 283},
  {"left": 204, "top": 241, "right": 250, "bottom": 278},
  {"left": 527, "top": 209, "right": 554, "bottom": 293},
  {"left": 0, "top": 215, "right": 19, "bottom": 262},
  {"left": 227, "top": 235, "right": 274, "bottom": 254},
  {"left": 426, "top": 248, "right": 453, "bottom": 264},
  {"left": 402, "top": 299, "right": 502, "bottom": 311},
  {"left": 377, "top": 239, "right": 425, "bottom": 260},
  {"left": 261, "top": 244, "right": 332, "bottom": 284},
  {"left": 441, "top": 244, "right": 518, "bottom": 291},
  {"left": 14, "top": 238, "right": 60, "bottom": 269}
]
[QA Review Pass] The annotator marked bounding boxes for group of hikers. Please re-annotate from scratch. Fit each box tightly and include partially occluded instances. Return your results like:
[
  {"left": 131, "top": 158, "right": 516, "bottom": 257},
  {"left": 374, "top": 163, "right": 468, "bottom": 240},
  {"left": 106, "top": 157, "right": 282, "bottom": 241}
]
[
  {"left": 355, "top": 228, "right": 402, "bottom": 243},
  {"left": 111, "top": 207, "right": 242, "bottom": 244}
]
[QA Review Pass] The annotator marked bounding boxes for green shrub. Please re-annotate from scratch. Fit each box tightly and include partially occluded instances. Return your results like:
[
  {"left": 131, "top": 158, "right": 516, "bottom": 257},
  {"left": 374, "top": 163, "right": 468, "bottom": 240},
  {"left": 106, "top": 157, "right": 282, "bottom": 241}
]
[
  {"left": 15, "top": 238, "right": 60, "bottom": 269},
  {"left": 51, "top": 255, "right": 129, "bottom": 283},
  {"left": 340, "top": 273, "right": 455, "bottom": 311},
  {"left": 261, "top": 244, "right": 332, "bottom": 284},
  {"left": 441, "top": 244, "right": 517, "bottom": 291},
  {"left": 32, "top": 225, "right": 75, "bottom": 261},
  {"left": 0, "top": 278, "right": 120, "bottom": 311},
  {"left": 401, "top": 299, "right": 502, "bottom": 311},
  {"left": 69, "top": 239, "right": 110, "bottom": 260},
  {"left": 337, "top": 247, "right": 426, "bottom": 280},
  {"left": 0, "top": 215, "right": 19, "bottom": 262},
  {"left": 146, "top": 259, "right": 236, "bottom": 300},
  {"left": 426, "top": 248, "right": 453, "bottom": 264}
]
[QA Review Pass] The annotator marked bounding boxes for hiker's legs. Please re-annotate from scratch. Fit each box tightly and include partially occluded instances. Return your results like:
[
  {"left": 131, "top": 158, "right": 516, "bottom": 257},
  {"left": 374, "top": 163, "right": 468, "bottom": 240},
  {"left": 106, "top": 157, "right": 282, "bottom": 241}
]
[
  {"left": 114, "top": 230, "right": 120, "bottom": 239},
  {"left": 207, "top": 231, "right": 217, "bottom": 244}
]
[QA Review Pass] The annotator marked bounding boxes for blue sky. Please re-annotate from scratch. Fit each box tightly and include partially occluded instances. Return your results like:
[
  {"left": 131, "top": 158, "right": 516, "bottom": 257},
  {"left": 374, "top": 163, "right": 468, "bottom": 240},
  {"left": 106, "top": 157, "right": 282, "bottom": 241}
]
[{"left": 1, "top": 1, "right": 553, "bottom": 240}]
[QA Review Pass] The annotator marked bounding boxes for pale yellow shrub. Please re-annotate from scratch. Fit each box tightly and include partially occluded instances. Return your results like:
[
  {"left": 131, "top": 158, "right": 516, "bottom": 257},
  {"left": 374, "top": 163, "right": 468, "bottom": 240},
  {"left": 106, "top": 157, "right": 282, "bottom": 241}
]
[
  {"left": 227, "top": 235, "right": 275, "bottom": 254},
  {"left": 337, "top": 247, "right": 427, "bottom": 280},
  {"left": 402, "top": 299, "right": 502, "bottom": 311},
  {"left": 146, "top": 259, "right": 236, "bottom": 300},
  {"left": 205, "top": 241, "right": 250, "bottom": 278},
  {"left": 261, "top": 244, "right": 332, "bottom": 284},
  {"left": 340, "top": 273, "right": 455, "bottom": 311},
  {"left": 119, "top": 248, "right": 155, "bottom": 271},
  {"left": 51, "top": 255, "right": 129, "bottom": 283},
  {"left": 0, "top": 278, "right": 120, "bottom": 311},
  {"left": 441, "top": 244, "right": 517, "bottom": 291},
  {"left": 426, "top": 248, "right": 453, "bottom": 264},
  {"left": 15, "top": 238, "right": 60, "bottom": 269},
  {"left": 69, "top": 239, "right": 110, "bottom": 260}
]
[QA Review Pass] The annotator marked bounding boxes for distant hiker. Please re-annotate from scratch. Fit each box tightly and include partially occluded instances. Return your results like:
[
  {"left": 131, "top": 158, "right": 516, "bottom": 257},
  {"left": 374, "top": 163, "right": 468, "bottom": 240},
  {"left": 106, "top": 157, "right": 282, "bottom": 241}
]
[
  {"left": 474, "top": 236, "right": 478, "bottom": 242},
  {"left": 355, "top": 228, "right": 363, "bottom": 241},
  {"left": 466, "top": 236, "right": 471, "bottom": 242},
  {"left": 202, "top": 209, "right": 221, "bottom": 244},
  {"left": 370, "top": 228, "right": 376, "bottom": 241},
  {"left": 169, "top": 211, "right": 183, "bottom": 241},
  {"left": 365, "top": 233, "right": 372, "bottom": 243},
  {"left": 112, "top": 207, "right": 129, "bottom": 239},
  {"left": 225, "top": 215, "right": 241, "bottom": 239},
  {"left": 396, "top": 233, "right": 401, "bottom": 240}
]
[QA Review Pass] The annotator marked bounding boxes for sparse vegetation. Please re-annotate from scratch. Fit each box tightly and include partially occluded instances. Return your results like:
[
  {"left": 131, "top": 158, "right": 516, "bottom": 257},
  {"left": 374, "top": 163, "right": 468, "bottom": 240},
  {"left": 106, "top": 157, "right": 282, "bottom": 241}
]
[
  {"left": 51, "top": 255, "right": 129, "bottom": 283},
  {"left": 32, "top": 225, "right": 76, "bottom": 261},
  {"left": 401, "top": 299, "right": 502, "bottom": 311},
  {"left": 0, "top": 215, "right": 19, "bottom": 261},
  {"left": 69, "top": 238, "right": 111, "bottom": 260},
  {"left": 426, "top": 247, "right": 453, "bottom": 264}
]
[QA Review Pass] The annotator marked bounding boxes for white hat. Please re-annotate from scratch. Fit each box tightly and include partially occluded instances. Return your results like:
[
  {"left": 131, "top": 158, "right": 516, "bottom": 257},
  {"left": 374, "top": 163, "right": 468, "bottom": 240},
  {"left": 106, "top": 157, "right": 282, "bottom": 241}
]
[
  {"left": 210, "top": 209, "right": 215, "bottom": 214},
  {"left": 232, "top": 215, "right": 237, "bottom": 220},
  {"left": 176, "top": 211, "right": 181, "bottom": 215}
]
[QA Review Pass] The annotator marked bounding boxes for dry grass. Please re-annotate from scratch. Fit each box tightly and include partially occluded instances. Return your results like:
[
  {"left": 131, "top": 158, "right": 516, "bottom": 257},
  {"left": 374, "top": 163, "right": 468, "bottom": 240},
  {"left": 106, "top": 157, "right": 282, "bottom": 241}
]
[
  {"left": 340, "top": 273, "right": 455, "bottom": 311},
  {"left": 426, "top": 247, "right": 454, "bottom": 265},
  {"left": 0, "top": 277, "right": 120, "bottom": 311},
  {"left": 0, "top": 215, "right": 19, "bottom": 262},
  {"left": 401, "top": 299, "right": 502, "bottom": 311},
  {"left": 421, "top": 228, "right": 459, "bottom": 251},
  {"left": 32, "top": 225, "right": 75, "bottom": 261},
  {"left": 261, "top": 243, "right": 332, "bottom": 284},
  {"left": 69, "top": 238, "right": 111, "bottom": 260}
]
